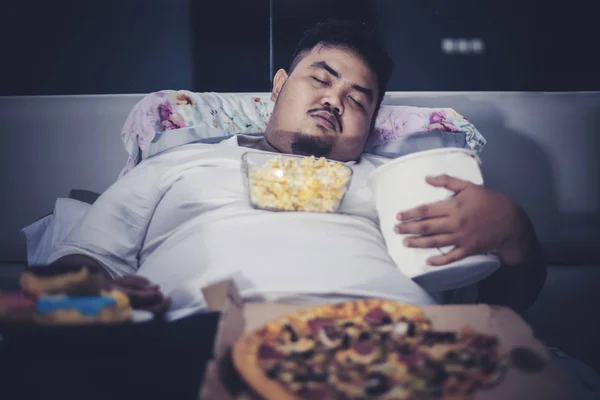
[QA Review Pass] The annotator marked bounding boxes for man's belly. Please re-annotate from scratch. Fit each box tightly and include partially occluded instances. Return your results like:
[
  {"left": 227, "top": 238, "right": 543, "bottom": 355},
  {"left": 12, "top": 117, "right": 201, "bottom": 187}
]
[{"left": 137, "top": 209, "right": 437, "bottom": 309}]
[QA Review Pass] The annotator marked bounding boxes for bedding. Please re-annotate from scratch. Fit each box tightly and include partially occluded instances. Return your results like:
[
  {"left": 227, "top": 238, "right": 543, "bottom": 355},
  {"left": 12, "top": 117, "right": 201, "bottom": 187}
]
[
  {"left": 21, "top": 198, "right": 92, "bottom": 266},
  {"left": 118, "top": 90, "right": 487, "bottom": 177},
  {"left": 68, "top": 189, "right": 101, "bottom": 205}
]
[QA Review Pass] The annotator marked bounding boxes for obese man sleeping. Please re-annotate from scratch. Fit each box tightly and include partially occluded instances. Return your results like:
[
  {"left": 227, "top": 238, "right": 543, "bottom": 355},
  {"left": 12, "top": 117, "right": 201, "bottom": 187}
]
[{"left": 45, "top": 20, "right": 546, "bottom": 317}]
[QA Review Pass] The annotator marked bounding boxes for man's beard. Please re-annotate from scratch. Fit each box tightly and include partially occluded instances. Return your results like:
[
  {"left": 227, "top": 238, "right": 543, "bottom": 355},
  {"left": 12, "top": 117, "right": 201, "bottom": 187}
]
[{"left": 289, "top": 132, "right": 333, "bottom": 158}]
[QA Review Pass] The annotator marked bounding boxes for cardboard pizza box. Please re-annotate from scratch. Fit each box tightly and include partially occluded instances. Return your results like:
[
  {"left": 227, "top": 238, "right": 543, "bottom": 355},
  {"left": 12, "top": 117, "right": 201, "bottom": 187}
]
[{"left": 198, "top": 280, "right": 576, "bottom": 400}]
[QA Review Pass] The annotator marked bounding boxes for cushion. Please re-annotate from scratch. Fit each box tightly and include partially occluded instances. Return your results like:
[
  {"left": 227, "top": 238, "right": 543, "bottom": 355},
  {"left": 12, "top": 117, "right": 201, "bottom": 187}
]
[
  {"left": 365, "top": 106, "right": 486, "bottom": 158},
  {"left": 68, "top": 189, "right": 102, "bottom": 205},
  {"left": 20, "top": 198, "right": 92, "bottom": 266},
  {"left": 118, "top": 90, "right": 487, "bottom": 177},
  {"left": 119, "top": 91, "right": 272, "bottom": 177}
]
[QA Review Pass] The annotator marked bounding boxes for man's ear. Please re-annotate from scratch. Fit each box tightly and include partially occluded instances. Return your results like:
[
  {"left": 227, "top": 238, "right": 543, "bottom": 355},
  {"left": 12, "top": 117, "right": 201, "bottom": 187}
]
[{"left": 271, "top": 69, "right": 289, "bottom": 101}]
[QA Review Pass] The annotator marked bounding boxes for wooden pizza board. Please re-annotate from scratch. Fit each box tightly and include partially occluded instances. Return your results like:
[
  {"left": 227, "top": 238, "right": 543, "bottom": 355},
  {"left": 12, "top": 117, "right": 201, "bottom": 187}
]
[{"left": 198, "top": 279, "right": 576, "bottom": 400}]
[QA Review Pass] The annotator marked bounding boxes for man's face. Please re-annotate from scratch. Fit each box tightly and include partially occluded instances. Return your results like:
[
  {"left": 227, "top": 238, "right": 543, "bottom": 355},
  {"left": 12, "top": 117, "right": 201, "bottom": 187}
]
[{"left": 264, "top": 45, "right": 379, "bottom": 162}]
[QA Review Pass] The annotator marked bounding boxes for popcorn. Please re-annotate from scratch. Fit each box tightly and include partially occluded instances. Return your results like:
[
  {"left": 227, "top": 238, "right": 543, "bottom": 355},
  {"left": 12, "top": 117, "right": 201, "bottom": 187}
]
[{"left": 247, "top": 155, "right": 352, "bottom": 212}]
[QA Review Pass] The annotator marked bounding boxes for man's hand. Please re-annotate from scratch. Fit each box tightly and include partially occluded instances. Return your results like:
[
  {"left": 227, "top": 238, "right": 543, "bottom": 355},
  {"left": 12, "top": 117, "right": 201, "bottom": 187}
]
[
  {"left": 44, "top": 255, "right": 173, "bottom": 314},
  {"left": 394, "top": 174, "right": 547, "bottom": 311},
  {"left": 394, "top": 174, "right": 526, "bottom": 266},
  {"left": 111, "top": 275, "right": 171, "bottom": 314}
]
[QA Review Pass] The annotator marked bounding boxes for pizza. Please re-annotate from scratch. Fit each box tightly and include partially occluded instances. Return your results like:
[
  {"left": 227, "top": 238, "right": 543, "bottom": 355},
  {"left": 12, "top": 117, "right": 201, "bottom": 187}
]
[{"left": 232, "top": 299, "right": 507, "bottom": 400}]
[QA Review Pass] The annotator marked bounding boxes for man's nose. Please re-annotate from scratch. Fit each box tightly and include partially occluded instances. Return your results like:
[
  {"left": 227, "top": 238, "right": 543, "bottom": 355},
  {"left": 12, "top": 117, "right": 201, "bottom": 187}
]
[{"left": 322, "top": 93, "right": 344, "bottom": 116}]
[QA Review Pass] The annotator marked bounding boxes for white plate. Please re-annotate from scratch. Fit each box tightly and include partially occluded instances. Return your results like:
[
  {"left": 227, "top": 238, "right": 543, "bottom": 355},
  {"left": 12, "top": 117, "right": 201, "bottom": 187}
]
[
  {"left": 412, "top": 254, "right": 501, "bottom": 293},
  {"left": 131, "top": 310, "right": 154, "bottom": 323}
]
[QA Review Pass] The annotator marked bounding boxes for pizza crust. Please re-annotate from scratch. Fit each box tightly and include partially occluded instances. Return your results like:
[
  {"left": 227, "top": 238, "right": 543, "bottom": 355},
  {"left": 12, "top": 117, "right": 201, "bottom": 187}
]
[{"left": 232, "top": 334, "right": 300, "bottom": 400}]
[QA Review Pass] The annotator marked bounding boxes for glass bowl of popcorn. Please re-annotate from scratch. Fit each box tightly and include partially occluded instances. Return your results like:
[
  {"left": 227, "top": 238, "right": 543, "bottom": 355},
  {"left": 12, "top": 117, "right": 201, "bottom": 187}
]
[{"left": 241, "top": 152, "right": 353, "bottom": 213}]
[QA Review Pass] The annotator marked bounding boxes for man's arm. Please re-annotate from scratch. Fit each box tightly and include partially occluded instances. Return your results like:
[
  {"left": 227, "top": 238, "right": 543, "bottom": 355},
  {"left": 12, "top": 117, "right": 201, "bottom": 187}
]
[
  {"left": 43, "top": 160, "right": 171, "bottom": 313},
  {"left": 477, "top": 208, "right": 547, "bottom": 311},
  {"left": 46, "top": 161, "right": 163, "bottom": 277}
]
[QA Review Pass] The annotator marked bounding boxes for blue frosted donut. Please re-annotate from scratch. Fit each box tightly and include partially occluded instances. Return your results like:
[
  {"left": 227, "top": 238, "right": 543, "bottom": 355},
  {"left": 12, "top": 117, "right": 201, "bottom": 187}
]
[{"left": 36, "top": 295, "right": 117, "bottom": 317}]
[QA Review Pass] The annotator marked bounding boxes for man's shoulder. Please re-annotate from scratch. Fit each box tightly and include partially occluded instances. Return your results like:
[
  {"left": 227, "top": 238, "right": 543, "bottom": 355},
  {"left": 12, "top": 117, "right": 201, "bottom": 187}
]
[
  {"left": 361, "top": 153, "right": 391, "bottom": 168},
  {"left": 149, "top": 138, "right": 237, "bottom": 161}
]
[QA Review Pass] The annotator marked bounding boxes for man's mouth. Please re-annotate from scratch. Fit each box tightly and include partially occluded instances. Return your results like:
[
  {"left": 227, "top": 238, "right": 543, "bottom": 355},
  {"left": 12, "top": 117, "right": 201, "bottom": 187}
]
[{"left": 311, "top": 112, "right": 338, "bottom": 132}]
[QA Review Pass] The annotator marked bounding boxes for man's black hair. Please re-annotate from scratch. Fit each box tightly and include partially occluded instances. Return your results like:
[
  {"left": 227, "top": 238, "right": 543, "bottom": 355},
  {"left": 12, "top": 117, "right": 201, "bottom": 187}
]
[{"left": 289, "top": 19, "right": 393, "bottom": 117}]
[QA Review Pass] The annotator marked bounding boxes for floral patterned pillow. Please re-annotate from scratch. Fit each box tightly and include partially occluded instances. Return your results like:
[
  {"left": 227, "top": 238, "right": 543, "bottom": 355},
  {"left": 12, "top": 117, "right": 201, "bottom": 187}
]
[
  {"left": 118, "top": 90, "right": 486, "bottom": 177},
  {"left": 364, "top": 106, "right": 486, "bottom": 159},
  {"left": 119, "top": 90, "right": 273, "bottom": 177}
]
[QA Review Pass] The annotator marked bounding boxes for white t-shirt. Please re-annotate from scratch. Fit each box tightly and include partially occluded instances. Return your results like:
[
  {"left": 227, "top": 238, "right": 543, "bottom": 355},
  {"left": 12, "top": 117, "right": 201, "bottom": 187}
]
[{"left": 49, "top": 136, "right": 442, "bottom": 309}]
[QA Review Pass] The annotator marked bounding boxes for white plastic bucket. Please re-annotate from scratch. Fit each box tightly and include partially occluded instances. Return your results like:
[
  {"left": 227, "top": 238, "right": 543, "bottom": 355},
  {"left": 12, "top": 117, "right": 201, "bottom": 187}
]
[{"left": 367, "top": 147, "right": 486, "bottom": 279}]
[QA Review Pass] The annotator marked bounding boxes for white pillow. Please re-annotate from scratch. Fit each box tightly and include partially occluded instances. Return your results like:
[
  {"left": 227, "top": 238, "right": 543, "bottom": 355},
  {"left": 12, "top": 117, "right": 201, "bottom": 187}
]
[{"left": 21, "top": 198, "right": 91, "bottom": 266}]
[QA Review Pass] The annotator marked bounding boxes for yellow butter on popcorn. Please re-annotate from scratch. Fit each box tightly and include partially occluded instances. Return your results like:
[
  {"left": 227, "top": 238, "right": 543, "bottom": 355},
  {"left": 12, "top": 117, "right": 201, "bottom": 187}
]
[{"left": 247, "top": 155, "right": 352, "bottom": 212}]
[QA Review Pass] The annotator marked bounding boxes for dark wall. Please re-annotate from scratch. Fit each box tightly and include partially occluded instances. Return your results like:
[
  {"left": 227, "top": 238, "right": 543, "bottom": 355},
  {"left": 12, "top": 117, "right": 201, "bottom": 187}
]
[
  {"left": 190, "top": 0, "right": 270, "bottom": 92},
  {"left": 272, "top": 0, "right": 375, "bottom": 74},
  {"left": 0, "top": 0, "right": 193, "bottom": 96},
  {"left": 375, "top": 0, "right": 531, "bottom": 91},
  {"left": 1, "top": 0, "right": 598, "bottom": 95},
  {"left": 376, "top": 0, "right": 600, "bottom": 91}
]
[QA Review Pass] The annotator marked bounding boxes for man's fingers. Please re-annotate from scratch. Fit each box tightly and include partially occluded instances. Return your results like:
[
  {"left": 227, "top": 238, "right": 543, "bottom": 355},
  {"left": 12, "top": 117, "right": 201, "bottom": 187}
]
[
  {"left": 120, "top": 287, "right": 163, "bottom": 306},
  {"left": 403, "top": 234, "right": 457, "bottom": 249},
  {"left": 395, "top": 217, "right": 455, "bottom": 236},
  {"left": 425, "top": 174, "right": 470, "bottom": 193},
  {"left": 111, "top": 275, "right": 167, "bottom": 310},
  {"left": 144, "top": 297, "right": 172, "bottom": 315},
  {"left": 396, "top": 200, "right": 452, "bottom": 222},
  {"left": 396, "top": 175, "right": 472, "bottom": 221},
  {"left": 426, "top": 247, "right": 470, "bottom": 266},
  {"left": 114, "top": 275, "right": 154, "bottom": 289}
]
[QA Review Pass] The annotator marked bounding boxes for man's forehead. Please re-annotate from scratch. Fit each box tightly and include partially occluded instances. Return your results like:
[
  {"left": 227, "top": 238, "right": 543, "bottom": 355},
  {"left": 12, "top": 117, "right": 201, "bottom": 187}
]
[{"left": 300, "top": 45, "right": 376, "bottom": 85}]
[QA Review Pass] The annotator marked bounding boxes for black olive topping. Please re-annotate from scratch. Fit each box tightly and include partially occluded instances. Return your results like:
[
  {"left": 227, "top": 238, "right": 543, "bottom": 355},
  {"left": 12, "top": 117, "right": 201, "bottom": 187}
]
[
  {"left": 432, "top": 365, "right": 448, "bottom": 385},
  {"left": 323, "top": 325, "right": 341, "bottom": 339},
  {"left": 445, "top": 351, "right": 459, "bottom": 362},
  {"left": 341, "top": 334, "right": 351, "bottom": 349},
  {"left": 365, "top": 373, "right": 391, "bottom": 396},
  {"left": 481, "top": 356, "right": 497, "bottom": 375},
  {"left": 428, "top": 387, "right": 443, "bottom": 398},
  {"left": 463, "top": 356, "right": 477, "bottom": 368},
  {"left": 266, "top": 365, "right": 281, "bottom": 379},
  {"left": 299, "top": 349, "right": 315, "bottom": 359},
  {"left": 398, "top": 344, "right": 413, "bottom": 355},
  {"left": 293, "top": 370, "right": 327, "bottom": 383},
  {"left": 407, "top": 322, "right": 416, "bottom": 337},
  {"left": 283, "top": 324, "right": 298, "bottom": 342},
  {"left": 422, "top": 331, "right": 456, "bottom": 344}
]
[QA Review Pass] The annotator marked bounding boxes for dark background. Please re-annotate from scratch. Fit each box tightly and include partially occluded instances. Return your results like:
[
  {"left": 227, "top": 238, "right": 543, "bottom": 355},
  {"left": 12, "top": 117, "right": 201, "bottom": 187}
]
[{"left": 1, "top": 0, "right": 598, "bottom": 96}]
